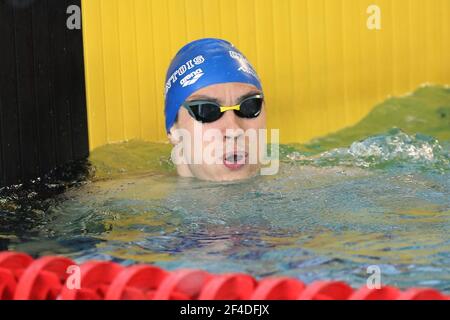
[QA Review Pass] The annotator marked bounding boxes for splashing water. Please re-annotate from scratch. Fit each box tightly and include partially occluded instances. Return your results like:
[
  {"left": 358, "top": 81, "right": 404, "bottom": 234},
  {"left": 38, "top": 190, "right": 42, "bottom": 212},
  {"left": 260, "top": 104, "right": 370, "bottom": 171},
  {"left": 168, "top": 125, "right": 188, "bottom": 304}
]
[
  {"left": 0, "top": 86, "right": 449, "bottom": 292},
  {"left": 288, "top": 128, "right": 449, "bottom": 172}
]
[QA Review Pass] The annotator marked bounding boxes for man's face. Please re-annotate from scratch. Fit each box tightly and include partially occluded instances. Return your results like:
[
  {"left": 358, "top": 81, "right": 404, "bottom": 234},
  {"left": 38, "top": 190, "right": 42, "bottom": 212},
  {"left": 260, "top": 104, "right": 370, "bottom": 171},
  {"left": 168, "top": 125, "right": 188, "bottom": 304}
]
[{"left": 168, "top": 82, "right": 267, "bottom": 181}]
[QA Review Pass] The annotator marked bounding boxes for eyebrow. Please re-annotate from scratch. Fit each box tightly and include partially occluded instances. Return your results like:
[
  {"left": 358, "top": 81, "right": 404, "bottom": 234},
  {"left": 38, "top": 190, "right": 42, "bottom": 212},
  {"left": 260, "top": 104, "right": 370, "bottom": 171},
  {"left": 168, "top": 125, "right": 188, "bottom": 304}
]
[{"left": 186, "top": 90, "right": 262, "bottom": 104}]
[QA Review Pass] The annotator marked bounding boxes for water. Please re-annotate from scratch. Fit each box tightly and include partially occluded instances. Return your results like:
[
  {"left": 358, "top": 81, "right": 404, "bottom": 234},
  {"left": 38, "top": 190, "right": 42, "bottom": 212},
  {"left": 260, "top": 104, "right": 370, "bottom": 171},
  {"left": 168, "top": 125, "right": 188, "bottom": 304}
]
[{"left": 1, "top": 86, "right": 449, "bottom": 293}]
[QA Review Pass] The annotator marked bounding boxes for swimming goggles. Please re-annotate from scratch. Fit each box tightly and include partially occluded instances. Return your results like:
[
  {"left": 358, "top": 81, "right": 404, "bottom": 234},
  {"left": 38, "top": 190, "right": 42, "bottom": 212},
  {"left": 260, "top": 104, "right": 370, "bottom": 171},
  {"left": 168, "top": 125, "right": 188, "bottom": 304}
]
[{"left": 182, "top": 94, "right": 264, "bottom": 123}]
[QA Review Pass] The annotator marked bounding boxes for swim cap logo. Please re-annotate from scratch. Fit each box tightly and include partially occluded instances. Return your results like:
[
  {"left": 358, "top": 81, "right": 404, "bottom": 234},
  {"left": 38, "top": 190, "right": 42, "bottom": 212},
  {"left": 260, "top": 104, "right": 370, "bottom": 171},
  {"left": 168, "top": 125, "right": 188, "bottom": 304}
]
[
  {"left": 229, "top": 51, "right": 260, "bottom": 80},
  {"left": 165, "top": 55, "right": 205, "bottom": 95},
  {"left": 180, "top": 68, "right": 204, "bottom": 87}
]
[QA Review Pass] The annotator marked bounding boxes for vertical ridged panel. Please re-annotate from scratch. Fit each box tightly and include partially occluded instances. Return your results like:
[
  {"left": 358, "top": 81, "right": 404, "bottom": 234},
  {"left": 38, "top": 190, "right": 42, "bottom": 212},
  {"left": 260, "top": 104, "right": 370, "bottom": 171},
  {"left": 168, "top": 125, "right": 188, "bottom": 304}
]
[{"left": 81, "top": 0, "right": 450, "bottom": 148}]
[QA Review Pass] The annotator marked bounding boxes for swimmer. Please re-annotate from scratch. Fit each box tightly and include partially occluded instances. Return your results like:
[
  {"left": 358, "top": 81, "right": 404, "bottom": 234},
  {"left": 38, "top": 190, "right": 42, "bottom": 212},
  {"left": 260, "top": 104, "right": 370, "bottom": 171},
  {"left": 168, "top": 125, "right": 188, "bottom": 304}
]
[{"left": 164, "top": 38, "right": 266, "bottom": 181}]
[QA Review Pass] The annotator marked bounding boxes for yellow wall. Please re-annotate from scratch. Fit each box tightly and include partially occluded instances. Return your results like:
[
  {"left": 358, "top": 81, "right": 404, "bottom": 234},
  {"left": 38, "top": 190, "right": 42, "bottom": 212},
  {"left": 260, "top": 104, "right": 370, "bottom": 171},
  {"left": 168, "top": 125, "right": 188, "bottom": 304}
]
[{"left": 81, "top": 0, "right": 450, "bottom": 150}]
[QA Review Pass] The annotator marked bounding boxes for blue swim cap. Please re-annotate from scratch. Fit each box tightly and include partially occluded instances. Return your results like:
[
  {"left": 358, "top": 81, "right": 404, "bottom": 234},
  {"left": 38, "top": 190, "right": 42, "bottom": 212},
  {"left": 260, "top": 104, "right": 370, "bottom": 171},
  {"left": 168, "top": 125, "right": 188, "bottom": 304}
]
[{"left": 164, "top": 38, "right": 262, "bottom": 132}]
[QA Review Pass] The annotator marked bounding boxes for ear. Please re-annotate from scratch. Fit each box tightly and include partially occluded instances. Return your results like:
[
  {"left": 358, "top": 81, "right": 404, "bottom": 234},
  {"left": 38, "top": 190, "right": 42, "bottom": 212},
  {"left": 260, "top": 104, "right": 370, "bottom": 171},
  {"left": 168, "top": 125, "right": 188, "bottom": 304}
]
[{"left": 167, "top": 125, "right": 181, "bottom": 145}]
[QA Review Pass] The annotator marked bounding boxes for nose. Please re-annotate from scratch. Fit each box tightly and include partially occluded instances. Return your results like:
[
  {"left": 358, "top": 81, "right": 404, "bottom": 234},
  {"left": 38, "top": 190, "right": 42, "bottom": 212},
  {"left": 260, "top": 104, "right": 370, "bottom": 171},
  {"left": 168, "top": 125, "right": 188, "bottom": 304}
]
[{"left": 219, "top": 110, "right": 244, "bottom": 141}]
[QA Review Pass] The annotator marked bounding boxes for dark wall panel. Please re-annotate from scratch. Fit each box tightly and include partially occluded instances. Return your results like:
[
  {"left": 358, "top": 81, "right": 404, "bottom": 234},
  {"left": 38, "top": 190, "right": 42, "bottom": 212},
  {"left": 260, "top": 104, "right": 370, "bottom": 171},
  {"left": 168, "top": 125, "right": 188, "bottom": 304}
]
[
  {"left": 32, "top": 0, "right": 57, "bottom": 174},
  {"left": 63, "top": 0, "right": 88, "bottom": 160},
  {"left": 14, "top": 4, "right": 40, "bottom": 181},
  {"left": 0, "top": 0, "right": 21, "bottom": 186},
  {"left": 0, "top": 0, "right": 88, "bottom": 187}
]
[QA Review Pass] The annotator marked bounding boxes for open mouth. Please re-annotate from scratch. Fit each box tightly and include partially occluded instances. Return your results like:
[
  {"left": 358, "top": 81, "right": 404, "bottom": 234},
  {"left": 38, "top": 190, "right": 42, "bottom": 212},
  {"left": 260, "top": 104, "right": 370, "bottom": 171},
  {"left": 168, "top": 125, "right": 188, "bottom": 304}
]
[{"left": 223, "top": 151, "right": 248, "bottom": 170}]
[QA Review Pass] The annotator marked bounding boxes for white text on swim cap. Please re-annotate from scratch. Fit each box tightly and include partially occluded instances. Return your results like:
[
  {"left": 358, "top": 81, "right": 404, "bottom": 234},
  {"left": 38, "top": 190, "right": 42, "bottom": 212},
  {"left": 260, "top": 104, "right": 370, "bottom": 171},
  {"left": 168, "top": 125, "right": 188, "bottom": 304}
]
[
  {"left": 180, "top": 68, "right": 204, "bottom": 87},
  {"left": 165, "top": 55, "right": 205, "bottom": 95},
  {"left": 229, "top": 51, "right": 260, "bottom": 81}
]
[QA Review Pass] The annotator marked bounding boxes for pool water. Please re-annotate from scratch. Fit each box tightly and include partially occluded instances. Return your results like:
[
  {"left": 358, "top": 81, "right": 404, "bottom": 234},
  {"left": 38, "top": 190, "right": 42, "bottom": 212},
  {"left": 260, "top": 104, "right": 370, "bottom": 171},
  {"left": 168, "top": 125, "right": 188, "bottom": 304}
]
[{"left": 1, "top": 85, "right": 449, "bottom": 293}]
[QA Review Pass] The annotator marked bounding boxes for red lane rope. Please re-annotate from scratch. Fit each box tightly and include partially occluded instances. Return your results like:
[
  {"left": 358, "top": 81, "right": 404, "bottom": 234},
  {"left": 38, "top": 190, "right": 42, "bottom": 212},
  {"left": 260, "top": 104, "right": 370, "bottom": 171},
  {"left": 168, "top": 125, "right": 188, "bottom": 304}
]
[{"left": 0, "top": 251, "right": 448, "bottom": 300}]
